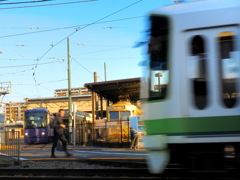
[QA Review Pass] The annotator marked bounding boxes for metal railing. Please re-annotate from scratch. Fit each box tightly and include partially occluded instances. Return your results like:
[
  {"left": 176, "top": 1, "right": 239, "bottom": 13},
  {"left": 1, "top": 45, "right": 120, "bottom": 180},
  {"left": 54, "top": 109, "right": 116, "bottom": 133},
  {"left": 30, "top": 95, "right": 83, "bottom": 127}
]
[
  {"left": 0, "top": 130, "right": 20, "bottom": 164},
  {"left": 76, "top": 120, "right": 130, "bottom": 148}
]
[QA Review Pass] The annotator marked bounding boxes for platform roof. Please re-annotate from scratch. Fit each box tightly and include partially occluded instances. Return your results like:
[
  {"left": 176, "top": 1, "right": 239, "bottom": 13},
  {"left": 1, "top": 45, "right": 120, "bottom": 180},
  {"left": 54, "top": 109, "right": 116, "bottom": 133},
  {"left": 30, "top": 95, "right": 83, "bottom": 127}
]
[{"left": 84, "top": 77, "right": 141, "bottom": 103}]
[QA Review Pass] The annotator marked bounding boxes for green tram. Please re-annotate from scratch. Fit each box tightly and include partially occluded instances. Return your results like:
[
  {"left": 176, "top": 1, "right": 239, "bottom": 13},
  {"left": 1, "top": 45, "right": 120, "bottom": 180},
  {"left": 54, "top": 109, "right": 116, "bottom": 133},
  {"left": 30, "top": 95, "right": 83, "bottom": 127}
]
[{"left": 141, "top": 0, "right": 240, "bottom": 173}]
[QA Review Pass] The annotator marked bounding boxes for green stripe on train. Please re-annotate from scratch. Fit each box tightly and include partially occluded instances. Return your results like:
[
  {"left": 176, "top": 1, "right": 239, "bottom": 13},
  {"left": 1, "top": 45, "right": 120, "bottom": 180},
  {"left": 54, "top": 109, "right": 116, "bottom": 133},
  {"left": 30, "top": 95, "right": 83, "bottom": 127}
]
[{"left": 145, "top": 115, "right": 240, "bottom": 136}]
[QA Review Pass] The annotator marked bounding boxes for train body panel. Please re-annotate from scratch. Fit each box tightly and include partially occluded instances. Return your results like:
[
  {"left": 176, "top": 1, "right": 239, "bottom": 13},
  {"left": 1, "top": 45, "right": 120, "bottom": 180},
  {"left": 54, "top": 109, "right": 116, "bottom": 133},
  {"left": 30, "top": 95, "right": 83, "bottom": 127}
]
[
  {"left": 24, "top": 108, "right": 53, "bottom": 144},
  {"left": 141, "top": 0, "right": 240, "bottom": 174},
  {"left": 24, "top": 128, "right": 48, "bottom": 144}
]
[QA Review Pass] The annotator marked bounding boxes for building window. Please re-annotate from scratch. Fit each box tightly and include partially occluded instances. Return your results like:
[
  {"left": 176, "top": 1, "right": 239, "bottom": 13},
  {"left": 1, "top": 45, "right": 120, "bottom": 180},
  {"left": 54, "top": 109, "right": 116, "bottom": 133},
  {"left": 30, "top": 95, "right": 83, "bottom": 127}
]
[{"left": 217, "top": 32, "right": 238, "bottom": 108}]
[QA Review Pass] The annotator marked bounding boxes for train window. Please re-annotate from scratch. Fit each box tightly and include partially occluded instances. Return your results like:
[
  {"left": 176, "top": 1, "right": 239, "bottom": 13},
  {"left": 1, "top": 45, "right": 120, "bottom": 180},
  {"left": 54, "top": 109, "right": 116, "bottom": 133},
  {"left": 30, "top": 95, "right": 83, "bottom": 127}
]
[
  {"left": 110, "top": 111, "right": 119, "bottom": 121},
  {"left": 148, "top": 16, "right": 169, "bottom": 100},
  {"left": 120, "top": 111, "right": 130, "bottom": 120},
  {"left": 189, "top": 35, "right": 208, "bottom": 109},
  {"left": 217, "top": 32, "right": 239, "bottom": 108},
  {"left": 25, "top": 112, "right": 47, "bottom": 129}
]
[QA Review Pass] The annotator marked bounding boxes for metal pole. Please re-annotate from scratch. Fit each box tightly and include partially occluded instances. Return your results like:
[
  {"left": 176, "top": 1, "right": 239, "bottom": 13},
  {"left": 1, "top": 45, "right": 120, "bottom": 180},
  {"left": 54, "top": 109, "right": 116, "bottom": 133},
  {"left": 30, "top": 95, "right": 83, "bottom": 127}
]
[
  {"left": 73, "top": 102, "right": 76, "bottom": 146},
  {"left": 94, "top": 72, "right": 98, "bottom": 120},
  {"left": 104, "top": 62, "right": 107, "bottom": 81},
  {"left": 120, "top": 117, "right": 122, "bottom": 148},
  {"left": 128, "top": 118, "right": 129, "bottom": 146},
  {"left": 100, "top": 95, "right": 103, "bottom": 119},
  {"left": 158, "top": 76, "right": 161, "bottom": 92},
  {"left": 68, "top": 38, "right": 73, "bottom": 144},
  {"left": 104, "top": 63, "right": 108, "bottom": 121},
  {"left": 18, "top": 131, "right": 20, "bottom": 165},
  {"left": 91, "top": 90, "right": 95, "bottom": 144},
  {"left": 92, "top": 72, "right": 98, "bottom": 145}
]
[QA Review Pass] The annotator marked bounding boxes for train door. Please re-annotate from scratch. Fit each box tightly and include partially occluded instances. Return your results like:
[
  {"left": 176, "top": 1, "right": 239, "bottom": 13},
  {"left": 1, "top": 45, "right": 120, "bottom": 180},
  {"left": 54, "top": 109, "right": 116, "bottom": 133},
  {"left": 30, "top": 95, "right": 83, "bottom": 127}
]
[{"left": 185, "top": 26, "right": 240, "bottom": 119}]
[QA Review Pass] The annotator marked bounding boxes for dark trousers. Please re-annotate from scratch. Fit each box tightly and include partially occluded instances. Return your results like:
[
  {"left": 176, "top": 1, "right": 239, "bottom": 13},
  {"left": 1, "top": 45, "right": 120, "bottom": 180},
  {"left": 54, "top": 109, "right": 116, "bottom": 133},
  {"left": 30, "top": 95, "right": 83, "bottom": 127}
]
[
  {"left": 131, "top": 134, "right": 139, "bottom": 148},
  {"left": 51, "top": 134, "right": 68, "bottom": 155}
]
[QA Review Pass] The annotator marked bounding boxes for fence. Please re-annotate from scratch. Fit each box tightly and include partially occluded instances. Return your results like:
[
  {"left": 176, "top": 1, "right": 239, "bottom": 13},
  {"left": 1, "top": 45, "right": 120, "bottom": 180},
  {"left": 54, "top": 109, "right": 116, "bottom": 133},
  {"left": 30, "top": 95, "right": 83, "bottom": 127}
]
[
  {"left": 0, "top": 130, "right": 20, "bottom": 164},
  {"left": 76, "top": 120, "right": 130, "bottom": 148}
]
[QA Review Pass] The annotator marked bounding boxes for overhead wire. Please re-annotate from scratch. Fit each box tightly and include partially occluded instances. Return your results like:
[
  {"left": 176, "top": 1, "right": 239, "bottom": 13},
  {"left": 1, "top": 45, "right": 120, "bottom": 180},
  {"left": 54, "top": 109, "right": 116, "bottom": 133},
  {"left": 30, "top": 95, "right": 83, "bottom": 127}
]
[
  {"left": 0, "top": 0, "right": 52, "bottom": 5},
  {"left": 32, "top": 0, "right": 143, "bottom": 79},
  {"left": 72, "top": 46, "right": 132, "bottom": 56},
  {"left": 11, "top": 91, "right": 30, "bottom": 97},
  {"left": 0, "top": 0, "right": 96, "bottom": 10},
  {"left": 38, "top": 85, "right": 53, "bottom": 92},
  {"left": 11, "top": 79, "right": 68, "bottom": 86},
  {"left": 34, "top": 83, "right": 41, "bottom": 97},
  {"left": 0, "top": 16, "right": 143, "bottom": 39},
  {"left": 71, "top": 57, "right": 103, "bottom": 81},
  {"left": 0, "top": 61, "right": 60, "bottom": 68},
  {"left": 0, "top": 69, "right": 32, "bottom": 76},
  {"left": 0, "top": 26, "right": 142, "bottom": 30},
  {"left": 9, "top": 0, "right": 143, "bottom": 99},
  {"left": 71, "top": 57, "right": 93, "bottom": 75}
]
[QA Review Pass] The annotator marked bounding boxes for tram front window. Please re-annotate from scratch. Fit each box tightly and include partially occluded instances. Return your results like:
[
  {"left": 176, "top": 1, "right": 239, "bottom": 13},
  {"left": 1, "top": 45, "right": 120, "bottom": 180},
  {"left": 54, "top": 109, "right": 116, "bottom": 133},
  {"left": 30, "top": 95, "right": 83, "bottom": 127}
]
[
  {"left": 110, "top": 111, "right": 119, "bottom": 121},
  {"left": 148, "top": 16, "right": 169, "bottom": 100},
  {"left": 25, "top": 112, "right": 47, "bottom": 129},
  {"left": 120, "top": 111, "right": 130, "bottom": 120}
]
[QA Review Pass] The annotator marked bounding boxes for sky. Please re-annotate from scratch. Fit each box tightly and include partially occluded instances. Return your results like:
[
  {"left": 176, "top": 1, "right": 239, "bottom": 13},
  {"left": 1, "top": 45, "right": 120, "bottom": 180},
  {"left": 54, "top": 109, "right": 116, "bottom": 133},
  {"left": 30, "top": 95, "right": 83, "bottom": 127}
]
[{"left": 0, "top": 0, "right": 195, "bottom": 103}]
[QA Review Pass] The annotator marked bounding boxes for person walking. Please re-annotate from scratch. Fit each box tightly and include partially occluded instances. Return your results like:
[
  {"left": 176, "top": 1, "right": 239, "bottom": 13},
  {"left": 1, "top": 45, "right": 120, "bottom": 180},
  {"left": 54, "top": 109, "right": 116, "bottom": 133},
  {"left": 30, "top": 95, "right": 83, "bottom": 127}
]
[
  {"left": 51, "top": 109, "right": 73, "bottom": 158},
  {"left": 130, "top": 126, "right": 139, "bottom": 150}
]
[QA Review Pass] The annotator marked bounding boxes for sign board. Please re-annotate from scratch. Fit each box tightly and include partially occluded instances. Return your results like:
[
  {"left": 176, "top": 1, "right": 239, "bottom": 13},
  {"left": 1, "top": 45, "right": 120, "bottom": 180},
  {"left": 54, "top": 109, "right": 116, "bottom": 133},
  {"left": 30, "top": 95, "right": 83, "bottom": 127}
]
[
  {"left": 95, "top": 122, "right": 105, "bottom": 127},
  {"left": 64, "top": 110, "right": 91, "bottom": 118},
  {"left": 106, "top": 121, "right": 119, "bottom": 127}
]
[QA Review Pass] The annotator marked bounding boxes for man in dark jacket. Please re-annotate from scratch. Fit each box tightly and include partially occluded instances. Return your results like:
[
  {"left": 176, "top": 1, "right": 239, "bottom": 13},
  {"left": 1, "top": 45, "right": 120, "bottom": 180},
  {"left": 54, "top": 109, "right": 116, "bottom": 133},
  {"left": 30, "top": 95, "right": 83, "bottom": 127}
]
[
  {"left": 51, "top": 109, "right": 73, "bottom": 158},
  {"left": 130, "top": 126, "right": 139, "bottom": 149}
]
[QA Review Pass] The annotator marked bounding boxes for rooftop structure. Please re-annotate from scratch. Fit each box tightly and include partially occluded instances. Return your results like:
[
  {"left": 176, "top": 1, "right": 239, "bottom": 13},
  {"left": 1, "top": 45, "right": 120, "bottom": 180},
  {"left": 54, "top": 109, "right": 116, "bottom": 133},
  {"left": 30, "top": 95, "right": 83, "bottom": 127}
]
[{"left": 54, "top": 87, "right": 91, "bottom": 97}]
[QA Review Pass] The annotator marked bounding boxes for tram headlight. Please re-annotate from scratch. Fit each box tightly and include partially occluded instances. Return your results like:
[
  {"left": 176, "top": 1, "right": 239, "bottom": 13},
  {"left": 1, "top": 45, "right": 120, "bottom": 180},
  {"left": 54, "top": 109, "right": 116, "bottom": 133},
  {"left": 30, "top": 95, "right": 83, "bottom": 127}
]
[
  {"left": 25, "top": 133, "right": 28, "bottom": 136},
  {"left": 41, "top": 132, "right": 45, "bottom": 135}
]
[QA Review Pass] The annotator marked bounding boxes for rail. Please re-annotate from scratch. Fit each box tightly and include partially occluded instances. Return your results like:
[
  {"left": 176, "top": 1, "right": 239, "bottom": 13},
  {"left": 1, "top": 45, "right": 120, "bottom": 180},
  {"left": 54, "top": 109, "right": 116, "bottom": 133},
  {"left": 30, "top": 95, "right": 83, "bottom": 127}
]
[
  {"left": 0, "top": 130, "right": 20, "bottom": 165},
  {"left": 0, "top": 168, "right": 238, "bottom": 179}
]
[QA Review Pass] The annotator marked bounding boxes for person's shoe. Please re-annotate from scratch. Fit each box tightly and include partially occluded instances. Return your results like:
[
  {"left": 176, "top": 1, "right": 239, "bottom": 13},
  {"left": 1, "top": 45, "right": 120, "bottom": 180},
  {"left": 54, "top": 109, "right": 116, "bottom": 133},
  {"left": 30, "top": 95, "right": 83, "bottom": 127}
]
[{"left": 51, "top": 154, "right": 57, "bottom": 158}]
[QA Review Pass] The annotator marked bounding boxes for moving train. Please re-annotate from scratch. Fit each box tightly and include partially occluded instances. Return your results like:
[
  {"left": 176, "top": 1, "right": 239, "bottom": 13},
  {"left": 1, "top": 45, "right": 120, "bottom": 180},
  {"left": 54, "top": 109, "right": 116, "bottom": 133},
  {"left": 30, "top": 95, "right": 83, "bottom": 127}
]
[
  {"left": 141, "top": 0, "right": 240, "bottom": 173},
  {"left": 24, "top": 108, "right": 54, "bottom": 144}
]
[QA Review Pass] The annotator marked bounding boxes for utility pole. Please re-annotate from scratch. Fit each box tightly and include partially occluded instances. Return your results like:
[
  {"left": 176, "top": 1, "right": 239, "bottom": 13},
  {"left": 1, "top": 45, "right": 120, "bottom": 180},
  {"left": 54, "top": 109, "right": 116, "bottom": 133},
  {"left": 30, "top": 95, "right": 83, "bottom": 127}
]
[
  {"left": 91, "top": 73, "right": 95, "bottom": 145},
  {"left": 104, "top": 63, "right": 109, "bottom": 121},
  {"left": 67, "top": 38, "right": 72, "bottom": 144},
  {"left": 104, "top": 62, "right": 107, "bottom": 81},
  {"left": 94, "top": 72, "right": 98, "bottom": 120}
]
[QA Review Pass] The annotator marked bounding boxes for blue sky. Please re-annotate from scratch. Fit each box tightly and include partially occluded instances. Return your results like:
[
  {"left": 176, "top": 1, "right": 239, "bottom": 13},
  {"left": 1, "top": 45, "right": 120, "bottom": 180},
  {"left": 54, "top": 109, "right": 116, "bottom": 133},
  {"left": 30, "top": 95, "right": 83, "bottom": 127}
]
[{"left": 0, "top": 0, "right": 193, "bottom": 102}]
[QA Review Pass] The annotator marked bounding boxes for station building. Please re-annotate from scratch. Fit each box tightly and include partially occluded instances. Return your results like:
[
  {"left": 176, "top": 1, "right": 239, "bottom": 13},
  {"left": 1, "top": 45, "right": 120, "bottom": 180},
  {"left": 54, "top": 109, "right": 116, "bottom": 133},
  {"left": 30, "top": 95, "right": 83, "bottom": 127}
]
[
  {"left": 2, "top": 87, "right": 106, "bottom": 137},
  {"left": 2, "top": 77, "right": 141, "bottom": 147}
]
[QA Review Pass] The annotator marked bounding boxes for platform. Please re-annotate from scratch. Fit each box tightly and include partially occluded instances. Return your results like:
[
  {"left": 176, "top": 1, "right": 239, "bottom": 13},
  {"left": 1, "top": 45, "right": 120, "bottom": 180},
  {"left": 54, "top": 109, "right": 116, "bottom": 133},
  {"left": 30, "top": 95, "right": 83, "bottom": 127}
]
[{"left": 19, "top": 139, "right": 147, "bottom": 162}]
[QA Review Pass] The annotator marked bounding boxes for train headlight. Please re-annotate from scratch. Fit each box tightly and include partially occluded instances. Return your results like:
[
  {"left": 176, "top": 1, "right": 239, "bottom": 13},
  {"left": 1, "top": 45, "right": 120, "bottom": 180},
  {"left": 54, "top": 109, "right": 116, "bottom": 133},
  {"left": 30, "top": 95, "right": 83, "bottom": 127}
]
[
  {"left": 25, "top": 133, "right": 28, "bottom": 136},
  {"left": 42, "top": 132, "right": 45, "bottom": 135}
]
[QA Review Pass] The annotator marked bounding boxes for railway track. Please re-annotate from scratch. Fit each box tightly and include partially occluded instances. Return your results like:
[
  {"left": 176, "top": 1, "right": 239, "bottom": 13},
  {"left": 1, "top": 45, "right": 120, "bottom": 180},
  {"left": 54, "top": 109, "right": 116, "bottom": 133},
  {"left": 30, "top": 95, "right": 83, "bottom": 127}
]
[{"left": 0, "top": 168, "right": 239, "bottom": 179}]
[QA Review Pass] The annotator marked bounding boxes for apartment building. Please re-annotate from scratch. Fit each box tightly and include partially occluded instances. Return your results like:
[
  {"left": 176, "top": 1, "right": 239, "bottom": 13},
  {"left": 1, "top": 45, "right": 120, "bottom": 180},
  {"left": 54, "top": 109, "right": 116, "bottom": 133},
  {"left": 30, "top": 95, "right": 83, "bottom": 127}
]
[{"left": 5, "top": 102, "right": 27, "bottom": 123}]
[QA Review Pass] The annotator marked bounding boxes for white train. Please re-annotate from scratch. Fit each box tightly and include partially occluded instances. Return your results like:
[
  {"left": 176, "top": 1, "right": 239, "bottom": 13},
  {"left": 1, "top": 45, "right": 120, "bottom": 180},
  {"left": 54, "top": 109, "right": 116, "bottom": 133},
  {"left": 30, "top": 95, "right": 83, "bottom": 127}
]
[{"left": 141, "top": 0, "right": 240, "bottom": 173}]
